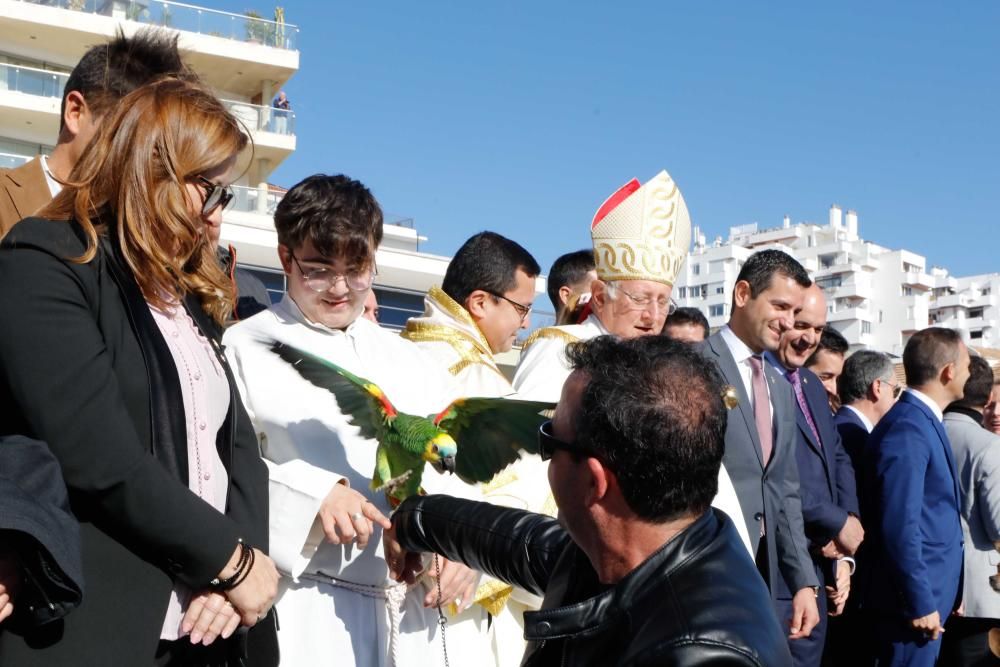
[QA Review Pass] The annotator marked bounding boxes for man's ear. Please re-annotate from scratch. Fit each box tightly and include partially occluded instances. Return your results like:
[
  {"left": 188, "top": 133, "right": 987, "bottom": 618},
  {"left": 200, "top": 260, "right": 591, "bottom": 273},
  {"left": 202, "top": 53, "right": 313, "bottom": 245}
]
[
  {"left": 584, "top": 457, "right": 610, "bottom": 507},
  {"left": 732, "top": 280, "right": 752, "bottom": 309},
  {"left": 61, "top": 91, "right": 88, "bottom": 139},
  {"left": 558, "top": 285, "right": 574, "bottom": 307},
  {"left": 277, "top": 245, "right": 293, "bottom": 275},
  {"left": 941, "top": 361, "right": 956, "bottom": 387},
  {"left": 466, "top": 290, "right": 491, "bottom": 319}
]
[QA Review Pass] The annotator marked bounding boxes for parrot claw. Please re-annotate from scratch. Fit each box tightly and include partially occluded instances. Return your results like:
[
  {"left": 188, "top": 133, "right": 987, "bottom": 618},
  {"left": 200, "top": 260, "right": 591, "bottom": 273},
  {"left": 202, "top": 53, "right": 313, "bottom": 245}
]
[{"left": 384, "top": 470, "right": 413, "bottom": 495}]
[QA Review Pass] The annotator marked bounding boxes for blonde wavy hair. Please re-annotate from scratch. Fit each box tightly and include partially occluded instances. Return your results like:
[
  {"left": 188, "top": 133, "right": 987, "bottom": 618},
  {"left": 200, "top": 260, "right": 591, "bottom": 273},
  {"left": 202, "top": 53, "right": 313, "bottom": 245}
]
[{"left": 43, "top": 77, "right": 249, "bottom": 325}]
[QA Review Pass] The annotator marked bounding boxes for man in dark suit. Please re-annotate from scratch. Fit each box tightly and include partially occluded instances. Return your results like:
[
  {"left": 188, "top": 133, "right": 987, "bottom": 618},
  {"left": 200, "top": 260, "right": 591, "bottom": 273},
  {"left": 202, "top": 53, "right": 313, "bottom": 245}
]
[
  {"left": 700, "top": 249, "right": 821, "bottom": 641},
  {"left": 826, "top": 349, "right": 899, "bottom": 665},
  {"left": 864, "top": 327, "right": 968, "bottom": 666},
  {"left": 767, "top": 284, "right": 862, "bottom": 664}
]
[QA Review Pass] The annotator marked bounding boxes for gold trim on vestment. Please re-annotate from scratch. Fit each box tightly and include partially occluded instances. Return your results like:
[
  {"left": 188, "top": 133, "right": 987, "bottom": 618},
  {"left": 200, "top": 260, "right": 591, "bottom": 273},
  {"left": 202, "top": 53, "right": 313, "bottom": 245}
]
[
  {"left": 402, "top": 288, "right": 510, "bottom": 381},
  {"left": 520, "top": 327, "right": 581, "bottom": 354},
  {"left": 482, "top": 468, "right": 518, "bottom": 494}
]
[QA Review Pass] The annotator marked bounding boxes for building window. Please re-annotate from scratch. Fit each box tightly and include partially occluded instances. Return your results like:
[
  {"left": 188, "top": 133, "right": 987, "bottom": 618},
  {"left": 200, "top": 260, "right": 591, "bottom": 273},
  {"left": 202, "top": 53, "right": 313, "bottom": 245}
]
[
  {"left": 984, "top": 287, "right": 992, "bottom": 296},
  {"left": 678, "top": 286, "right": 686, "bottom": 299},
  {"left": 878, "top": 310, "right": 884, "bottom": 323},
  {"left": 902, "top": 286, "right": 914, "bottom": 296},
  {"left": 709, "top": 304, "right": 725, "bottom": 317},
  {"left": 971, "top": 330, "right": 984, "bottom": 340},
  {"left": 239, "top": 264, "right": 286, "bottom": 304},
  {"left": 715, "top": 285, "right": 725, "bottom": 295},
  {"left": 372, "top": 287, "right": 426, "bottom": 331},
  {"left": 815, "top": 275, "right": 842, "bottom": 289},
  {"left": 862, "top": 321, "right": 872, "bottom": 335},
  {"left": 692, "top": 264, "right": 701, "bottom": 276},
  {"left": 970, "top": 307, "right": 984, "bottom": 319}
]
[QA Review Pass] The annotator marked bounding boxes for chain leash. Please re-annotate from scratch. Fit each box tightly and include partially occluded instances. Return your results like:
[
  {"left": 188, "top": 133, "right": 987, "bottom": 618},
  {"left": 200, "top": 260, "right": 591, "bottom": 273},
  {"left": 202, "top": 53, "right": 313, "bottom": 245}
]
[{"left": 434, "top": 553, "right": 451, "bottom": 667}]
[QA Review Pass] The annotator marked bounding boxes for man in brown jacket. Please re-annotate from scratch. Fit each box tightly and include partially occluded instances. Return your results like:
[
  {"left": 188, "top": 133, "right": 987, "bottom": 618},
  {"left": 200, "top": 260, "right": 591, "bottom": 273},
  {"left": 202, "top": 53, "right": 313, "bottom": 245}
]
[{"left": 0, "top": 28, "right": 192, "bottom": 237}]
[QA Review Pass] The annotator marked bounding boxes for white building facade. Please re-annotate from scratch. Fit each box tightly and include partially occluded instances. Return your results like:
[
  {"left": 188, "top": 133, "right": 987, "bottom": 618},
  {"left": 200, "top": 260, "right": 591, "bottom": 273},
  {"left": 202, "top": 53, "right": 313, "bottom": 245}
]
[{"left": 674, "top": 205, "right": 993, "bottom": 355}]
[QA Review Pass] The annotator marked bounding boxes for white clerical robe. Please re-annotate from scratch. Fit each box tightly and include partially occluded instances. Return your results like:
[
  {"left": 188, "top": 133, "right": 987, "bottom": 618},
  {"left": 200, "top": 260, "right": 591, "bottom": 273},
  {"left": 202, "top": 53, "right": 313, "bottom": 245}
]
[
  {"left": 511, "top": 314, "right": 754, "bottom": 555},
  {"left": 403, "top": 287, "right": 553, "bottom": 667},
  {"left": 223, "top": 295, "right": 483, "bottom": 667}
]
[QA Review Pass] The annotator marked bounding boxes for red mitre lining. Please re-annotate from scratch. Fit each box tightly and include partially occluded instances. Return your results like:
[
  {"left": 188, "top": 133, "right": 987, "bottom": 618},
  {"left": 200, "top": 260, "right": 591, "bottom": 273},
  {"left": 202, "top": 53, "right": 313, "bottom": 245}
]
[{"left": 591, "top": 178, "right": 641, "bottom": 228}]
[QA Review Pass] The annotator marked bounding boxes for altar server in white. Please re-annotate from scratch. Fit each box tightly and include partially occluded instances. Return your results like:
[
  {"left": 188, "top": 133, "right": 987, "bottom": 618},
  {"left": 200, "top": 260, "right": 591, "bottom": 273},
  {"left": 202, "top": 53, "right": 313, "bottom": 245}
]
[
  {"left": 403, "top": 231, "right": 551, "bottom": 666},
  {"left": 224, "top": 174, "right": 482, "bottom": 667},
  {"left": 512, "top": 169, "right": 752, "bottom": 554}
]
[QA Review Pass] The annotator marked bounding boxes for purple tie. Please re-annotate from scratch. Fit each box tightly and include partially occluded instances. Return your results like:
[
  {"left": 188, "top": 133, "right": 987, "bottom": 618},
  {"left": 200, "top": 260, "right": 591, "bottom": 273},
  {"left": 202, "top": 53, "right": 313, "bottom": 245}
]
[
  {"left": 748, "top": 355, "right": 773, "bottom": 464},
  {"left": 789, "top": 370, "right": 822, "bottom": 447}
]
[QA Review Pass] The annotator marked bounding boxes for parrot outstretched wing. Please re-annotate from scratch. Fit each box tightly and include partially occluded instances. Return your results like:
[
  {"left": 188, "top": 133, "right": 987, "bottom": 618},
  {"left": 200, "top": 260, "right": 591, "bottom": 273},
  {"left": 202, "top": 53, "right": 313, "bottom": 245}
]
[
  {"left": 269, "top": 341, "right": 397, "bottom": 439},
  {"left": 431, "top": 398, "right": 554, "bottom": 485}
]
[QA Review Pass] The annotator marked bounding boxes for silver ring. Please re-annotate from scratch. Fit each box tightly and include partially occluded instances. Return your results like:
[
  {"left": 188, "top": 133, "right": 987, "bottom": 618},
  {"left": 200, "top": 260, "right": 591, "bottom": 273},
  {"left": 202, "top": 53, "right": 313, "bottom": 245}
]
[{"left": 351, "top": 512, "right": 364, "bottom": 522}]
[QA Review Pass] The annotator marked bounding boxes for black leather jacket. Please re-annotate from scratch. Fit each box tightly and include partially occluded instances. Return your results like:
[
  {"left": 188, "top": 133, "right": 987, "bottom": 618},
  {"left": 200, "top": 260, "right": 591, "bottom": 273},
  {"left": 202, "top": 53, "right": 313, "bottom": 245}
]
[{"left": 395, "top": 496, "right": 791, "bottom": 667}]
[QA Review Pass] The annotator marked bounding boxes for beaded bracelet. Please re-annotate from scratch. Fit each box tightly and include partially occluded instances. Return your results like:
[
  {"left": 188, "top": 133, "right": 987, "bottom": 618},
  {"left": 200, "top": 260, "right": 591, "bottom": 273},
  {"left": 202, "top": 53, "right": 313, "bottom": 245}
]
[{"left": 210, "top": 539, "right": 252, "bottom": 591}]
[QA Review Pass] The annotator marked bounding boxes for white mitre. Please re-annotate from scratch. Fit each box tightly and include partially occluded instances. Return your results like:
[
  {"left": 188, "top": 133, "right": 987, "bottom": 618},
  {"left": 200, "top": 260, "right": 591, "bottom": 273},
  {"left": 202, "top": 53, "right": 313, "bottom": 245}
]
[{"left": 590, "top": 169, "right": 692, "bottom": 286}]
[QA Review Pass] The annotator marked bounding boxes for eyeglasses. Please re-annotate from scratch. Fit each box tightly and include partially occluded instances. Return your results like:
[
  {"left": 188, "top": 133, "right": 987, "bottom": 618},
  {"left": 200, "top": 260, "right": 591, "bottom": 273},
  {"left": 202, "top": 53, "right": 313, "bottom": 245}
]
[
  {"left": 290, "top": 252, "right": 376, "bottom": 292},
  {"left": 488, "top": 291, "right": 532, "bottom": 324},
  {"left": 607, "top": 282, "right": 677, "bottom": 315},
  {"left": 880, "top": 377, "right": 903, "bottom": 399},
  {"left": 537, "top": 420, "right": 607, "bottom": 465},
  {"left": 194, "top": 176, "right": 234, "bottom": 215}
]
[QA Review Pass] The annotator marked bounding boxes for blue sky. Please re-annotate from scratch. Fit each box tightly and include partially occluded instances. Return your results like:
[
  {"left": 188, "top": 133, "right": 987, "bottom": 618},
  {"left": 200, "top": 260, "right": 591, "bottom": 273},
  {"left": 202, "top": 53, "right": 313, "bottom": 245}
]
[{"left": 220, "top": 1, "right": 997, "bottom": 277}]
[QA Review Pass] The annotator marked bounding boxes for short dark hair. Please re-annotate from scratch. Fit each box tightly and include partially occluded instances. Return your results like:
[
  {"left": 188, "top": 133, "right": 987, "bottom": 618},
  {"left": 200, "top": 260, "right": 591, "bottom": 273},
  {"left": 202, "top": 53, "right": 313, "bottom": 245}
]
[
  {"left": 61, "top": 28, "right": 193, "bottom": 130},
  {"left": 838, "top": 350, "right": 894, "bottom": 404},
  {"left": 903, "top": 327, "right": 964, "bottom": 387},
  {"left": 565, "top": 335, "right": 726, "bottom": 522},
  {"left": 441, "top": 231, "right": 540, "bottom": 306},
  {"left": 806, "top": 328, "right": 849, "bottom": 368},
  {"left": 274, "top": 174, "right": 383, "bottom": 267},
  {"left": 732, "top": 250, "right": 811, "bottom": 306},
  {"left": 547, "top": 249, "right": 595, "bottom": 311},
  {"left": 950, "top": 356, "right": 994, "bottom": 411},
  {"left": 663, "top": 307, "right": 710, "bottom": 340}
]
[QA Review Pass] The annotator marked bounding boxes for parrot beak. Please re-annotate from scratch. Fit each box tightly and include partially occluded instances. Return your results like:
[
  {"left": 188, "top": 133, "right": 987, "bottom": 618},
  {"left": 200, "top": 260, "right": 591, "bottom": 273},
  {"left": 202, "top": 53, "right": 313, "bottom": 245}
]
[{"left": 427, "top": 433, "right": 458, "bottom": 475}]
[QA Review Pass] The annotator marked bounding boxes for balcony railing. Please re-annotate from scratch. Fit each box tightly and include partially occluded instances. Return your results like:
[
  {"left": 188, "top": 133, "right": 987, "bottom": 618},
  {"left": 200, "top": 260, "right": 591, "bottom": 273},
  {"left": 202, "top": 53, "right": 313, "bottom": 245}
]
[
  {"left": 0, "top": 152, "right": 33, "bottom": 169},
  {"left": 0, "top": 62, "right": 69, "bottom": 99},
  {"left": 228, "top": 184, "right": 282, "bottom": 215},
  {"left": 19, "top": 0, "right": 299, "bottom": 51},
  {"left": 223, "top": 99, "right": 295, "bottom": 137}
]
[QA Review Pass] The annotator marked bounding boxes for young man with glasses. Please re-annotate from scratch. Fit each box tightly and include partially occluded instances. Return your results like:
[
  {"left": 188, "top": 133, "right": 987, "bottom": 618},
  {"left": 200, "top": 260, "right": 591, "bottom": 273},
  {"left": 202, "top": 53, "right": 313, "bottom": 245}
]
[
  {"left": 386, "top": 335, "right": 793, "bottom": 666},
  {"left": 512, "top": 169, "right": 750, "bottom": 556},
  {"left": 401, "top": 230, "right": 543, "bottom": 667},
  {"left": 222, "top": 174, "right": 482, "bottom": 667}
]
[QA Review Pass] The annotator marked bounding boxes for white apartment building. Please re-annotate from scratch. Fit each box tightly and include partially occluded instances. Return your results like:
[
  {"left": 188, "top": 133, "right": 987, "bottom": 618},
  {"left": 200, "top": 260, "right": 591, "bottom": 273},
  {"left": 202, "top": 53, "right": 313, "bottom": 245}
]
[
  {"left": 930, "top": 273, "right": 1000, "bottom": 349},
  {"left": 673, "top": 205, "right": 988, "bottom": 355}
]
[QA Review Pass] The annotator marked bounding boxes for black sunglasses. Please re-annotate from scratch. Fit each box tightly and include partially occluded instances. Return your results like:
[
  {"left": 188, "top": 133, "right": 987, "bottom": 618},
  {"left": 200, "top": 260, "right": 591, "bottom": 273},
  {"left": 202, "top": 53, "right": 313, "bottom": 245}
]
[
  {"left": 196, "top": 176, "right": 234, "bottom": 215},
  {"left": 538, "top": 420, "right": 607, "bottom": 465}
]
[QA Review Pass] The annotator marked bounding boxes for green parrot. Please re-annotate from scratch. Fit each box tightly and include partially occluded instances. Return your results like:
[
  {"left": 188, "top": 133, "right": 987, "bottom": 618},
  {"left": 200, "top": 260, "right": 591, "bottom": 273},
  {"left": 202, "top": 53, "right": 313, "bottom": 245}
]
[{"left": 269, "top": 341, "right": 554, "bottom": 505}]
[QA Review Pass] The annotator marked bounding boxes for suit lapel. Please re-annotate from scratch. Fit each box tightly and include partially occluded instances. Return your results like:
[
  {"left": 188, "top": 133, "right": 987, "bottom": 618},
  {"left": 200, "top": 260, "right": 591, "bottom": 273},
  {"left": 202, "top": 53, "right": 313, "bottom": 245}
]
[
  {"left": 708, "top": 333, "right": 765, "bottom": 469},
  {"left": 4, "top": 157, "right": 52, "bottom": 220}
]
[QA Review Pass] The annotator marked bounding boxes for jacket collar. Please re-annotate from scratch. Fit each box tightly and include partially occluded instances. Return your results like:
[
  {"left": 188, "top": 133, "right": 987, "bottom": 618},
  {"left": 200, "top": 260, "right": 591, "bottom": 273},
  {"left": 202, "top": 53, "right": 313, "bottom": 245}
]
[
  {"left": 523, "top": 510, "right": 717, "bottom": 641},
  {"left": 2, "top": 156, "right": 53, "bottom": 221}
]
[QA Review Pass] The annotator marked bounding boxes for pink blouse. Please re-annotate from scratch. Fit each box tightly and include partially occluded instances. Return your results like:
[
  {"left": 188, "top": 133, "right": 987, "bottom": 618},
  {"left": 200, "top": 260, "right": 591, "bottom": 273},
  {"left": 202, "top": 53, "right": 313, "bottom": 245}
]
[{"left": 149, "top": 301, "right": 231, "bottom": 641}]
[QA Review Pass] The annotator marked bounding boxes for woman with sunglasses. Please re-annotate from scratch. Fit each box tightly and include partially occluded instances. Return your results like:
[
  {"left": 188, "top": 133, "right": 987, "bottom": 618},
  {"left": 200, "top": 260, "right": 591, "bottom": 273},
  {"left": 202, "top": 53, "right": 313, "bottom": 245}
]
[{"left": 0, "top": 78, "right": 278, "bottom": 667}]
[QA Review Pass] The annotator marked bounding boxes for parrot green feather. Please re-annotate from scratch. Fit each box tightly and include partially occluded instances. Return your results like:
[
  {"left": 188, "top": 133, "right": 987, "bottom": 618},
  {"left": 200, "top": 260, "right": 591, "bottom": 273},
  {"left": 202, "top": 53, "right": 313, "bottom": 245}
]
[{"left": 268, "top": 341, "right": 553, "bottom": 505}]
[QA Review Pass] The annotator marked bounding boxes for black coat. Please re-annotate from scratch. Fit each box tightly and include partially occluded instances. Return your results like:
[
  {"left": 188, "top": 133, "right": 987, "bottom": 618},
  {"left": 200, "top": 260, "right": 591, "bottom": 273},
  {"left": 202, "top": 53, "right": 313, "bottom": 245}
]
[
  {"left": 0, "top": 435, "right": 83, "bottom": 628},
  {"left": 0, "top": 218, "right": 276, "bottom": 666},
  {"left": 395, "top": 495, "right": 793, "bottom": 667}
]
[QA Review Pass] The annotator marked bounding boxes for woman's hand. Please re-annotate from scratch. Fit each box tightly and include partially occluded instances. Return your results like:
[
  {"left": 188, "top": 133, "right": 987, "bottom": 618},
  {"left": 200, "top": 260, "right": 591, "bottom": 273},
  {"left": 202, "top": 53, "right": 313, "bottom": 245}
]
[
  {"left": 181, "top": 590, "right": 241, "bottom": 645},
  {"left": 318, "top": 482, "right": 391, "bottom": 548},
  {"left": 424, "top": 557, "right": 478, "bottom": 611},
  {"left": 219, "top": 545, "right": 278, "bottom": 627},
  {"left": 0, "top": 552, "right": 17, "bottom": 623}
]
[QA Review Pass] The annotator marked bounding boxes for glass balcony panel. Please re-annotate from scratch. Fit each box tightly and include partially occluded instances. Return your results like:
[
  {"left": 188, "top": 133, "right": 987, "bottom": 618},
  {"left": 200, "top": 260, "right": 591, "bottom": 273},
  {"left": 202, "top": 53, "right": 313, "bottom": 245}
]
[
  {"left": 21, "top": 0, "right": 299, "bottom": 51},
  {"left": 0, "top": 63, "right": 69, "bottom": 98},
  {"left": 222, "top": 100, "right": 295, "bottom": 136},
  {"left": 0, "top": 152, "right": 32, "bottom": 169}
]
